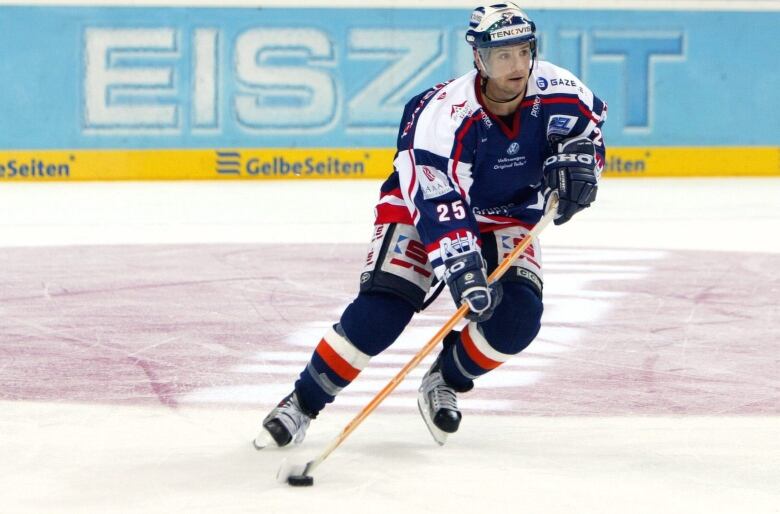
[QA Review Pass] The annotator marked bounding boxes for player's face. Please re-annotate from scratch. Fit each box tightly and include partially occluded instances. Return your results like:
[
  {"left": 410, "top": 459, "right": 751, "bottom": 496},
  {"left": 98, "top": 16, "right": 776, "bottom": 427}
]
[{"left": 477, "top": 42, "right": 532, "bottom": 98}]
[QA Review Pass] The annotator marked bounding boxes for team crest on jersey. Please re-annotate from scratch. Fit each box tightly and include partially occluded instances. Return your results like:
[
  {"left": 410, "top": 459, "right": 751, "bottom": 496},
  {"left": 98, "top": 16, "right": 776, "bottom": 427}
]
[
  {"left": 450, "top": 100, "right": 472, "bottom": 121},
  {"left": 438, "top": 231, "right": 479, "bottom": 261},
  {"left": 419, "top": 165, "right": 454, "bottom": 200},
  {"left": 547, "top": 115, "right": 577, "bottom": 137}
]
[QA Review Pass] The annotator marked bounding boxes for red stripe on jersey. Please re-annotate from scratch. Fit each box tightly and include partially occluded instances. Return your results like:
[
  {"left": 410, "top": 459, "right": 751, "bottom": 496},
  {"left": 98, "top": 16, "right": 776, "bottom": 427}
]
[
  {"left": 540, "top": 96, "right": 578, "bottom": 105},
  {"left": 451, "top": 114, "right": 480, "bottom": 197},
  {"left": 595, "top": 152, "right": 605, "bottom": 171},
  {"left": 315, "top": 338, "right": 360, "bottom": 382},
  {"left": 424, "top": 228, "right": 478, "bottom": 253},
  {"left": 380, "top": 187, "right": 402, "bottom": 199},
  {"left": 538, "top": 96, "right": 599, "bottom": 123},
  {"left": 406, "top": 141, "right": 420, "bottom": 222},
  {"left": 478, "top": 214, "right": 536, "bottom": 229},
  {"left": 461, "top": 325, "right": 502, "bottom": 370},
  {"left": 375, "top": 202, "right": 413, "bottom": 225},
  {"left": 577, "top": 103, "right": 598, "bottom": 123}
]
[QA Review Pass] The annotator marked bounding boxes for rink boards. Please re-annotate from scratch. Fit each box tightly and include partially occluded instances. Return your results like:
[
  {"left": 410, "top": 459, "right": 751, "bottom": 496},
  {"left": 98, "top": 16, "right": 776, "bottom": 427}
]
[
  {"left": 0, "top": 146, "right": 778, "bottom": 180},
  {"left": 0, "top": 5, "right": 778, "bottom": 179}
]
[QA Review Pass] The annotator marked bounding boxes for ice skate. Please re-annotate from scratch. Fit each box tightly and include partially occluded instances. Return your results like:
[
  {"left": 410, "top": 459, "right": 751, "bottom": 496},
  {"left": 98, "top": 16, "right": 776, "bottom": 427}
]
[
  {"left": 417, "top": 357, "right": 462, "bottom": 446},
  {"left": 253, "top": 391, "right": 313, "bottom": 449}
]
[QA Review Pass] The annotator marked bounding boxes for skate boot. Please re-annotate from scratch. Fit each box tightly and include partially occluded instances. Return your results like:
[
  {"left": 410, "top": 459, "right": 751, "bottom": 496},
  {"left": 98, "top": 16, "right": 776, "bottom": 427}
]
[
  {"left": 417, "top": 356, "right": 462, "bottom": 446},
  {"left": 253, "top": 391, "right": 313, "bottom": 449}
]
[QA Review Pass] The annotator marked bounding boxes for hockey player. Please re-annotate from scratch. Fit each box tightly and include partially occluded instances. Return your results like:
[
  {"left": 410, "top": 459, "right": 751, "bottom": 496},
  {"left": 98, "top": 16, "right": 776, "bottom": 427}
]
[{"left": 255, "top": 2, "right": 606, "bottom": 447}]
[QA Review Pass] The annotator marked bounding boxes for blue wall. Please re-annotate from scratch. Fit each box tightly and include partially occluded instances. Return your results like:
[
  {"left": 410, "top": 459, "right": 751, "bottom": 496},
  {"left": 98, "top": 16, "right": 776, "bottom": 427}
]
[{"left": 0, "top": 6, "right": 778, "bottom": 149}]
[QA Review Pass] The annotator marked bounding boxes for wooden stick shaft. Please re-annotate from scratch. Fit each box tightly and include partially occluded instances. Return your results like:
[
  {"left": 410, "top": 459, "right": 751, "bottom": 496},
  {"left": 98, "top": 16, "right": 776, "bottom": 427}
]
[{"left": 306, "top": 198, "right": 559, "bottom": 474}]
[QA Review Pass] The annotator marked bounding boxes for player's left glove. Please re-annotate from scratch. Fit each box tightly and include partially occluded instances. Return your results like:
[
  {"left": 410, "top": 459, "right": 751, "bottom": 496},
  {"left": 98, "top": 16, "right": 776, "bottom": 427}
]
[
  {"left": 543, "top": 137, "right": 599, "bottom": 225},
  {"left": 443, "top": 252, "right": 503, "bottom": 323}
]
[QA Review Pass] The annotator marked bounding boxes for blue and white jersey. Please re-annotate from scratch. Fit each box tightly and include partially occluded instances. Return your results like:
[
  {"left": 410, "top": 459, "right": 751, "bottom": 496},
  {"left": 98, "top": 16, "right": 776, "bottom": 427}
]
[{"left": 374, "top": 61, "right": 607, "bottom": 278}]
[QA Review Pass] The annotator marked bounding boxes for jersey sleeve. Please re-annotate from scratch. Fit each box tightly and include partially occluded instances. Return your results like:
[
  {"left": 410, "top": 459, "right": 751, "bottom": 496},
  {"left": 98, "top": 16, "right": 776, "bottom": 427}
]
[
  {"left": 538, "top": 64, "right": 608, "bottom": 178},
  {"left": 567, "top": 90, "right": 607, "bottom": 179},
  {"left": 392, "top": 86, "right": 482, "bottom": 280}
]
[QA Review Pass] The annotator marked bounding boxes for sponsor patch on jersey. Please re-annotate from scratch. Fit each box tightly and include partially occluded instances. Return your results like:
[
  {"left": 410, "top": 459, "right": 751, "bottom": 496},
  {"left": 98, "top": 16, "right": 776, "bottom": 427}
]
[
  {"left": 480, "top": 110, "right": 493, "bottom": 128},
  {"left": 550, "top": 78, "right": 578, "bottom": 88},
  {"left": 507, "top": 142, "right": 520, "bottom": 155},
  {"left": 438, "top": 231, "right": 479, "bottom": 261},
  {"left": 546, "top": 115, "right": 577, "bottom": 137},
  {"left": 531, "top": 96, "right": 541, "bottom": 118},
  {"left": 450, "top": 100, "right": 473, "bottom": 122},
  {"left": 536, "top": 77, "right": 548, "bottom": 90},
  {"left": 418, "top": 165, "right": 454, "bottom": 200}
]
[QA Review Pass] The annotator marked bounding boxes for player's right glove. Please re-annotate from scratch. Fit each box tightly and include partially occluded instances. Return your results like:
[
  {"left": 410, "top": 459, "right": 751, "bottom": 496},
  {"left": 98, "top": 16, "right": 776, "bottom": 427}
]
[
  {"left": 543, "top": 136, "right": 599, "bottom": 225},
  {"left": 443, "top": 252, "right": 503, "bottom": 323}
]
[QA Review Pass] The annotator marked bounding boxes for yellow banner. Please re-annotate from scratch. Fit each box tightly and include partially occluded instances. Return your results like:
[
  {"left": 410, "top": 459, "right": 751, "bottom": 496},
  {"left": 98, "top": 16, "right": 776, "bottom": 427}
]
[
  {"left": 601, "top": 147, "right": 780, "bottom": 178},
  {"left": 0, "top": 147, "right": 777, "bottom": 181}
]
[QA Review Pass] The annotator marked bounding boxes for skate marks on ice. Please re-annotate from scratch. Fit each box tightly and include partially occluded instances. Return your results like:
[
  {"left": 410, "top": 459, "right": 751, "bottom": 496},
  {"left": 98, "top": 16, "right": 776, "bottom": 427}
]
[
  {"left": 1, "top": 243, "right": 776, "bottom": 416},
  {"left": 183, "top": 246, "right": 663, "bottom": 412}
]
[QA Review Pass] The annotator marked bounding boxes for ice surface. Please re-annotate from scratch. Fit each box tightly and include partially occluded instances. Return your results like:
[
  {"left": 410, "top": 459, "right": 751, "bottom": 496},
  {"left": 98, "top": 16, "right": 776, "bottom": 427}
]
[{"left": 0, "top": 178, "right": 778, "bottom": 513}]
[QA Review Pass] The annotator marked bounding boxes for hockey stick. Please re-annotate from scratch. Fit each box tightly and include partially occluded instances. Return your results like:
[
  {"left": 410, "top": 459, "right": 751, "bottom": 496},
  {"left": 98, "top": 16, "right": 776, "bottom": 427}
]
[{"left": 279, "top": 194, "right": 559, "bottom": 485}]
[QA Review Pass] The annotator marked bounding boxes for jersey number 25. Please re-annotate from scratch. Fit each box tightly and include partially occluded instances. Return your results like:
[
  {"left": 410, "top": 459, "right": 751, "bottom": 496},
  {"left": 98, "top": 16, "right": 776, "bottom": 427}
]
[{"left": 437, "top": 200, "right": 466, "bottom": 222}]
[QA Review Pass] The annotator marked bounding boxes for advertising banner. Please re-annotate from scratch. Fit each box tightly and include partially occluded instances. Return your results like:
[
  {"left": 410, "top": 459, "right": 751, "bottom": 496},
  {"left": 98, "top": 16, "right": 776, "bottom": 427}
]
[{"left": 1, "top": 6, "right": 777, "bottom": 179}]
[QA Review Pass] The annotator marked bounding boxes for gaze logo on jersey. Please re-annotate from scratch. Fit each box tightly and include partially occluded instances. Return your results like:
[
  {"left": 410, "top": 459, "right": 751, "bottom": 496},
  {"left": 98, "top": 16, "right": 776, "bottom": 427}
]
[
  {"left": 546, "top": 115, "right": 577, "bottom": 137},
  {"left": 536, "top": 77, "right": 548, "bottom": 90}
]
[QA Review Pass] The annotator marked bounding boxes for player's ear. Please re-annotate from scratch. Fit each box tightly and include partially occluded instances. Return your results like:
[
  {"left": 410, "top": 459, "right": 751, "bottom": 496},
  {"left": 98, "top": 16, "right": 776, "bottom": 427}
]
[{"left": 473, "top": 48, "right": 487, "bottom": 77}]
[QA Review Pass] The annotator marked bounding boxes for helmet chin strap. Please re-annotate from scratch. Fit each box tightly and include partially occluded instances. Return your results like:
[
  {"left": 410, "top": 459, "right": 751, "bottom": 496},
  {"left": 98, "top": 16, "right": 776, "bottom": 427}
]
[{"left": 481, "top": 77, "right": 522, "bottom": 104}]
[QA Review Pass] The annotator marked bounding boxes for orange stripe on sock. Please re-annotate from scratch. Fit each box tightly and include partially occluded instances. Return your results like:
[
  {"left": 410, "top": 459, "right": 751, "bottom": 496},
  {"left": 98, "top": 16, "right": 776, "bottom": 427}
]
[
  {"left": 460, "top": 326, "right": 502, "bottom": 371},
  {"left": 315, "top": 338, "right": 360, "bottom": 382}
]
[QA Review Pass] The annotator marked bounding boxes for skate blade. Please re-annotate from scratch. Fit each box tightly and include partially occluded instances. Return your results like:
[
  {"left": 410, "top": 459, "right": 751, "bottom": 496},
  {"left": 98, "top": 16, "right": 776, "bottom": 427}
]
[
  {"left": 417, "top": 394, "right": 447, "bottom": 446},
  {"left": 252, "top": 429, "right": 275, "bottom": 450}
]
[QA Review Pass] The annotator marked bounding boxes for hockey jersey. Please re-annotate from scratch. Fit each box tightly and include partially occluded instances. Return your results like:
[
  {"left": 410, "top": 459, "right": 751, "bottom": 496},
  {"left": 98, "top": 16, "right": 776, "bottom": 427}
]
[{"left": 374, "top": 60, "right": 607, "bottom": 279}]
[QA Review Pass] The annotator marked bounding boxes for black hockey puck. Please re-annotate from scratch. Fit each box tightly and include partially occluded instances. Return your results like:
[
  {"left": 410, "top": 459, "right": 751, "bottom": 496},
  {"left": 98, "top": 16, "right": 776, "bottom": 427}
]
[{"left": 287, "top": 475, "right": 314, "bottom": 487}]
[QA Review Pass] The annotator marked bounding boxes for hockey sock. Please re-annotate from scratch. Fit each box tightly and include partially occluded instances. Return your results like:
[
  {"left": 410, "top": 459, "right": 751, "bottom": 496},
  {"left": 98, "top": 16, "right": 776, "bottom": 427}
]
[
  {"left": 441, "top": 282, "right": 542, "bottom": 390},
  {"left": 295, "top": 292, "right": 415, "bottom": 414}
]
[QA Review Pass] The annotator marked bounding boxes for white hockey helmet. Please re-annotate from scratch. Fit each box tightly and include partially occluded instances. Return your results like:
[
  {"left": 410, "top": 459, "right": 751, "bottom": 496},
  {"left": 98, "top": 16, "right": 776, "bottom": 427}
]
[{"left": 465, "top": 2, "right": 537, "bottom": 52}]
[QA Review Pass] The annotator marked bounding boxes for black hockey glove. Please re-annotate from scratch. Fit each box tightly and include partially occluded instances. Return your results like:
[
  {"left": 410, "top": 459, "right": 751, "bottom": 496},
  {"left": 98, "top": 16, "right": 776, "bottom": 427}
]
[
  {"left": 543, "top": 137, "right": 599, "bottom": 225},
  {"left": 443, "top": 252, "right": 503, "bottom": 323}
]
